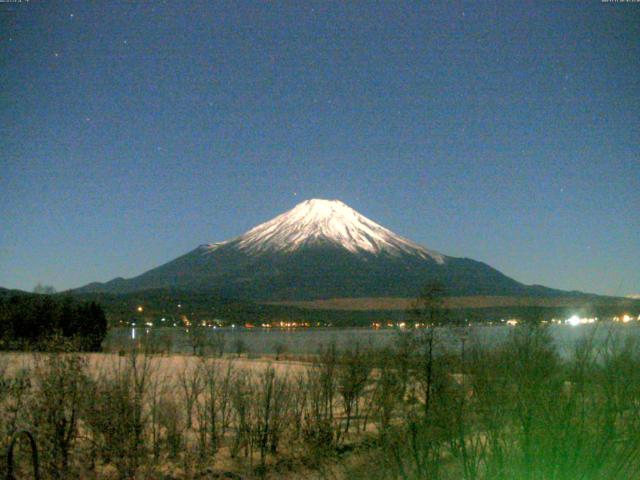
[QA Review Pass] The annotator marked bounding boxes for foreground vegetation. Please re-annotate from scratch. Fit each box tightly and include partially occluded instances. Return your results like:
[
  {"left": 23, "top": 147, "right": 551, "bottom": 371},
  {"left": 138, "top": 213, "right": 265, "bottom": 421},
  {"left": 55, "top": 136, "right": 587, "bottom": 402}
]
[{"left": 2, "top": 323, "right": 640, "bottom": 479}]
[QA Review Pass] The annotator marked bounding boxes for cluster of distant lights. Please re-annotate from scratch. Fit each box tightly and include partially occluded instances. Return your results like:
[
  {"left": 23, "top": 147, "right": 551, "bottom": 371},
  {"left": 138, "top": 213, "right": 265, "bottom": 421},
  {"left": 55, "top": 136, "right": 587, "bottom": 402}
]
[
  {"left": 504, "top": 314, "right": 639, "bottom": 327},
  {"left": 130, "top": 305, "right": 327, "bottom": 331},
  {"left": 559, "top": 314, "right": 637, "bottom": 327},
  {"left": 564, "top": 315, "right": 597, "bottom": 327},
  {"left": 130, "top": 304, "right": 639, "bottom": 333},
  {"left": 384, "top": 316, "right": 640, "bottom": 329}
]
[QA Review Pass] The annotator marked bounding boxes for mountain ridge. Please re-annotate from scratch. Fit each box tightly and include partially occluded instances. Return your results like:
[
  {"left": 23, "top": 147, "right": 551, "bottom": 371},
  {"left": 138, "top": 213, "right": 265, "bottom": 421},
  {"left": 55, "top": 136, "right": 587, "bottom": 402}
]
[{"left": 75, "top": 199, "right": 585, "bottom": 301}]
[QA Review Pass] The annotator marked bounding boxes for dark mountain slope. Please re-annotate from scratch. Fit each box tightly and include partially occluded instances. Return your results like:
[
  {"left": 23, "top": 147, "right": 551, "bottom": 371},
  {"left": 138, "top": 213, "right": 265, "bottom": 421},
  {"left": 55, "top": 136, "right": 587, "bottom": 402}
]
[{"left": 76, "top": 199, "right": 577, "bottom": 301}]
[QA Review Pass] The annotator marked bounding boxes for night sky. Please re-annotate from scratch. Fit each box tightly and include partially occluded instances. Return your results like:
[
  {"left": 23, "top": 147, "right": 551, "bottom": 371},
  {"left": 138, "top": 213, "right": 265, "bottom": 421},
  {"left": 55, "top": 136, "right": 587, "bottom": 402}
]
[{"left": 1, "top": 1, "right": 638, "bottom": 296}]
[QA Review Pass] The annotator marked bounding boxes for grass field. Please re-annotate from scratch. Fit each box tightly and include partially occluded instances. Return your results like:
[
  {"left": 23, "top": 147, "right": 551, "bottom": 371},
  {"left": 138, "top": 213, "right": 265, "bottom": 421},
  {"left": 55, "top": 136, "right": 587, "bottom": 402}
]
[{"left": 266, "top": 295, "right": 640, "bottom": 310}]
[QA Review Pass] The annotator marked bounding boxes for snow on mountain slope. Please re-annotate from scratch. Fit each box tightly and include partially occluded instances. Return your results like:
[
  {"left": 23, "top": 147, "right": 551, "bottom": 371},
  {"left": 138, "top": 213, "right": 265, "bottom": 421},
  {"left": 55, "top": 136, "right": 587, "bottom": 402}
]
[{"left": 205, "top": 199, "right": 445, "bottom": 263}]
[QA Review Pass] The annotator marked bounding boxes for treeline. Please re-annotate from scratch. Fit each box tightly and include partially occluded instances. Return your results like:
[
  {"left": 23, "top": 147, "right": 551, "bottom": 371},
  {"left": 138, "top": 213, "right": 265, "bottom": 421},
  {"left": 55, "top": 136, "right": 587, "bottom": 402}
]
[
  {"left": 76, "top": 287, "right": 640, "bottom": 328},
  {"left": 0, "top": 294, "right": 107, "bottom": 350}
]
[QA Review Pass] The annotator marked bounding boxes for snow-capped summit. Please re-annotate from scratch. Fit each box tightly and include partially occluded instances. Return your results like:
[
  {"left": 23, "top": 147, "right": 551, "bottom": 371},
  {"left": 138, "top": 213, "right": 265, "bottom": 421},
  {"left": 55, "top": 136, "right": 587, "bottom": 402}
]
[{"left": 208, "top": 199, "right": 445, "bottom": 262}]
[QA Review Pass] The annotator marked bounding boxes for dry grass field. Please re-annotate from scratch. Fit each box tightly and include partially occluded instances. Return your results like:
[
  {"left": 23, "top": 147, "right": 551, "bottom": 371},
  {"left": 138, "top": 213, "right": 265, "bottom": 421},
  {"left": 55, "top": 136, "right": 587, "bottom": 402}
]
[
  {"left": 266, "top": 295, "right": 640, "bottom": 310},
  {"left": 1, "top": 352, "right": 309, "bottom": 380},
  {"left": 0, "top": 350, "right": 320, "bottom": 479}
]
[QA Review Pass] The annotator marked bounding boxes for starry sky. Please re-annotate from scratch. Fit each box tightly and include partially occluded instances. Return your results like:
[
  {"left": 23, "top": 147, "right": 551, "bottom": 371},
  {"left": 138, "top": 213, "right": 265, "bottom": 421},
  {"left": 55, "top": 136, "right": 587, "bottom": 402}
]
[{"left": 1, "top": 1, "right": 638, "bottom": 296}]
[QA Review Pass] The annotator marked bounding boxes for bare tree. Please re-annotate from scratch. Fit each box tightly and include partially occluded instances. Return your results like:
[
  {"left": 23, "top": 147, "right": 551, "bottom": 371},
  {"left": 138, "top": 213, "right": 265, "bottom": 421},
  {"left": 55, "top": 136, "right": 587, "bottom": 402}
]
[
  {"left": 179, "top": 363, "right": 203, "bottom": 430},
  {"left": 33, "top": 283, "right": 56, "bottom": 294},
  {"left": 210, "top": 331, "right": 227, "bottom": 357},
  {"left": 30, "top": 347, "right": 87, "bottom": 479},
  {"left": 274, "top": 342, "right": 288, "bottom": 361},
  {"left": 187, "top": 326, "right": 208, "bottom": 356},
  {"left": 336, "top": 343, "right": 371, "bottom": 440},
  {"left": 83, "top": 349, "right": 154, "bottom": 480}
]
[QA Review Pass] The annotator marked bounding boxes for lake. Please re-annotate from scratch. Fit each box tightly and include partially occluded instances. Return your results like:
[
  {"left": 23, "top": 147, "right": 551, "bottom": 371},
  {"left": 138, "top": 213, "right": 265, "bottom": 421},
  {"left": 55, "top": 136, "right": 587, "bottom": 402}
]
[{"left": 104, "top": 322, "right": 640, "bottom": 357}]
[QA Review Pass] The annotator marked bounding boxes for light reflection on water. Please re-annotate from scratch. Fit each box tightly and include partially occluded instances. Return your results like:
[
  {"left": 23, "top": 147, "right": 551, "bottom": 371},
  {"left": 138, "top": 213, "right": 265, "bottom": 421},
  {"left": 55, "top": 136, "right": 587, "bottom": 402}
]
[{"left": 105, "top": 323, "right": 640, "bottom": 357}]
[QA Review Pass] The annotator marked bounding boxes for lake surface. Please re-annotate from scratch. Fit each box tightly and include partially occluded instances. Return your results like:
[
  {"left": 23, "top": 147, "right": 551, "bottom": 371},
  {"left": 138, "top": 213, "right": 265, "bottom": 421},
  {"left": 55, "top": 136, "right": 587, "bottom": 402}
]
[{"left": 104, "top": 323, "right": 640, "bottom": 357}]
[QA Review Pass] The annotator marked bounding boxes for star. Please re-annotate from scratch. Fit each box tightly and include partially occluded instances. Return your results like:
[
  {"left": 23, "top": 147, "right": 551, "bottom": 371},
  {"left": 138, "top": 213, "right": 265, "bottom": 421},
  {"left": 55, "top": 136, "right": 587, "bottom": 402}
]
[{"left": 69, "top": 13, "right": 74, "bottom": 19}]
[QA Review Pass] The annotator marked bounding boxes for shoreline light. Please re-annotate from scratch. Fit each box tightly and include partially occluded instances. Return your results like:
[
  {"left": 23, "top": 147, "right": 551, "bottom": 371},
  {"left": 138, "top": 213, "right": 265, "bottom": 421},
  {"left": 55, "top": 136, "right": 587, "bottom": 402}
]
[
  {"left": 566, "top": 315, "right": 597, "bottom": 326},
  {"left": 567, "top": 315, "right": 581, "bottom": 327}
]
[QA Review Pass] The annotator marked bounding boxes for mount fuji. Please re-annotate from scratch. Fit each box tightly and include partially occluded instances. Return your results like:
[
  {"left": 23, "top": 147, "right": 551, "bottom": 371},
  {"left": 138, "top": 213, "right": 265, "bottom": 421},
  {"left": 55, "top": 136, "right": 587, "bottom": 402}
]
[{"left": 78, "top": 199, "right": 565, "bottom": 301}]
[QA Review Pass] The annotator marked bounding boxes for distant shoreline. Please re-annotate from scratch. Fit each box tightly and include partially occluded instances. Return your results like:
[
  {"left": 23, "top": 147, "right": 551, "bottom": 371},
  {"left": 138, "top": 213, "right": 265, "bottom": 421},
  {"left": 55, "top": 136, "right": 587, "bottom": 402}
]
[{"left": 266, "top": 295, "right": 640, "bottom": 311}]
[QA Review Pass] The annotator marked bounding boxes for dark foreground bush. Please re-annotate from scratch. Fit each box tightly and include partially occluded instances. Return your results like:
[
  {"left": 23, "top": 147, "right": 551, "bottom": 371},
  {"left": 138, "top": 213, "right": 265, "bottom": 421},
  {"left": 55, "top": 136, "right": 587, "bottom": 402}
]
[{"left": 0, "top": 294, "right": 107, "bottom": 351}]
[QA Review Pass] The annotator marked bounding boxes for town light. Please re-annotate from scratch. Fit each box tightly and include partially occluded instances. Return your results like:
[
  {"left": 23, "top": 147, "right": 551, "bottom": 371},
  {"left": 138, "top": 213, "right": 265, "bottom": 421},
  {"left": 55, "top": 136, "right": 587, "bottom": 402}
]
[{"left": 567, "top": 315, "right": 581, "bottom": 327}]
